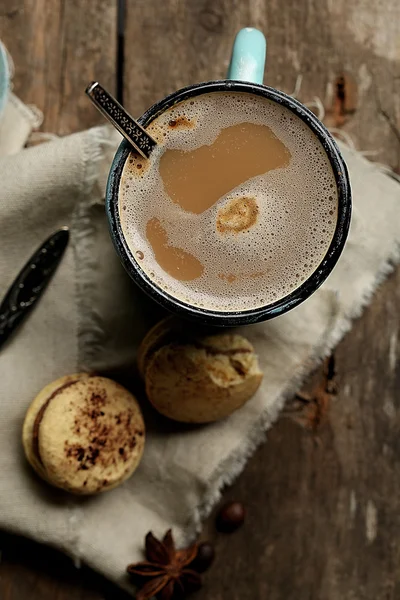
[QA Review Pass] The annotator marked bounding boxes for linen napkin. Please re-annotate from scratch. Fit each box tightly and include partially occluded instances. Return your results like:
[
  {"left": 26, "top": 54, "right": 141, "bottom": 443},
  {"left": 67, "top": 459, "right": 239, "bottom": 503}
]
[{"left": 0, "top": 90, "right": 399, "bottom": 595}]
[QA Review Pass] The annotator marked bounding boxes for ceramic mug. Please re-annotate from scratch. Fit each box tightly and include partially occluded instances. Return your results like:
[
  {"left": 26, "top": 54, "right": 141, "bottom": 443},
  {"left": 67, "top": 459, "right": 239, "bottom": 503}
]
[{"left": 106, "top": 28, "right": 351, "bottom": 327}]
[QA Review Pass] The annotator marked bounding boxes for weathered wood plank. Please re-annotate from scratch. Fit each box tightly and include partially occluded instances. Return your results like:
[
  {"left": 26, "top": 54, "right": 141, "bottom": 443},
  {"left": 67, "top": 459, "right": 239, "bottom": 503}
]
[
  {"left": 0, "top": 0, "right": 117, "bottom": 134},
  {"left": 124, "top": 0, "right": 400, "bottom": 170},
  {"left": 0, "top": 0, "right": 399, "bottom": 598},
  {"left": 198, "top": 267, "right": 400, "bottom": 600}
]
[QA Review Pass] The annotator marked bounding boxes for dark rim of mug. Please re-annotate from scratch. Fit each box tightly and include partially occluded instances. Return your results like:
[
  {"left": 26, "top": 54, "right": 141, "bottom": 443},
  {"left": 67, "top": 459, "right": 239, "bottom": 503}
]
[{"left": 106, "top": 80, "right": 351, "bottom": 327}]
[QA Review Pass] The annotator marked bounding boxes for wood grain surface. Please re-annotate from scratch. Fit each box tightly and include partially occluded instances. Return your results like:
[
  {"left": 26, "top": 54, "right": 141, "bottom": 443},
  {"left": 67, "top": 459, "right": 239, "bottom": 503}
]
[
  {"left": 0, "top": 0, "right": 117, "bottom": 133},
  {"left": 0, "top": 0, "right": 399, "bottom": 598}
]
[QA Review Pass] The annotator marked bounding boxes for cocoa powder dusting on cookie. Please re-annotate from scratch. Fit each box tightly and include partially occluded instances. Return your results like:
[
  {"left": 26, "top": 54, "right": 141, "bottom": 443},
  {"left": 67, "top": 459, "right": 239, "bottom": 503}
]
[{"left": 63, "top": 382, "right": 140, "bottom": 478}]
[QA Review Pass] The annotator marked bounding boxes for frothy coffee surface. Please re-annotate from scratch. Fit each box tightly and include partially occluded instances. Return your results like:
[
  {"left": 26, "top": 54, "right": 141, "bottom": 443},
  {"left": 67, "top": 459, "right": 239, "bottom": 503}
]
[{"left": 119, "top": 92, "right": 338, "bottom": 312}]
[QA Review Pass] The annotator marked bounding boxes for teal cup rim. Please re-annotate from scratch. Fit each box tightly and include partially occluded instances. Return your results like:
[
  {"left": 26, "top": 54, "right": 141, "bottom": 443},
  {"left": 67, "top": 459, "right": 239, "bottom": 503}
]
[
  {"left": 105, "top": 79, "right": 351, "bottom": 326},
  {"left": 0, "top": 41, "right": 10, "bottom": 119}
]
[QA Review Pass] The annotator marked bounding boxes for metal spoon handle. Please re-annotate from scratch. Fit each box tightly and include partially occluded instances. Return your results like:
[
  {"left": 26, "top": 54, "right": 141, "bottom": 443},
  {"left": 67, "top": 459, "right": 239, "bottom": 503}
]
[
  {"left": 85, "top": 82, "right": 157, "bottom": 159},
  {"left": 0, "top": 228, "right": 69, "bottom": 350}
]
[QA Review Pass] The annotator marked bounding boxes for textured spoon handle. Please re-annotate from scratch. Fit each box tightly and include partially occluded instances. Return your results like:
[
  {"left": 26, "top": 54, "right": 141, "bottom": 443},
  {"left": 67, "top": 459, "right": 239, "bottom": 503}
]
[
  {"left": 86, "top": 82, "right": 156, "bottom": 159},
  {"left": 0, "top": 228, "right": 69, "bottom": 349}
]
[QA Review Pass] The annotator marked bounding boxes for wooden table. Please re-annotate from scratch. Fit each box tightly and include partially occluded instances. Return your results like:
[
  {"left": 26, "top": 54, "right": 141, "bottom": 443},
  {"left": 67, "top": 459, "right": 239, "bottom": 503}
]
[{"left": 1, "top": 1, "right": 399, "bottom": 598}]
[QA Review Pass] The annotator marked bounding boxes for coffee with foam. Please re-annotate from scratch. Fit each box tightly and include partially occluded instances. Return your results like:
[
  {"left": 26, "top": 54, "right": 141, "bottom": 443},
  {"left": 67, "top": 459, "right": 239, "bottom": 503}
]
[{"left": 119, "top": 92, "right": 338, "bottom": 312}]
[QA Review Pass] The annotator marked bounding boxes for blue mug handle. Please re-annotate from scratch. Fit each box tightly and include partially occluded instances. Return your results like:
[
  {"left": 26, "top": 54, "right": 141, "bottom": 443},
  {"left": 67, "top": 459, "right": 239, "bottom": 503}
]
[{"left": 227, "top": 28, "right": 266, "bottom": 85}]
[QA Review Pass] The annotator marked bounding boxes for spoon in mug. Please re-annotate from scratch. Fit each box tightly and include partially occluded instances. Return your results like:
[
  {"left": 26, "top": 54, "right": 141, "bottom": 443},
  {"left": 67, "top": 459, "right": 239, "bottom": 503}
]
[{"left": 85, "top": 82, "right": 157, "bottom": 159}]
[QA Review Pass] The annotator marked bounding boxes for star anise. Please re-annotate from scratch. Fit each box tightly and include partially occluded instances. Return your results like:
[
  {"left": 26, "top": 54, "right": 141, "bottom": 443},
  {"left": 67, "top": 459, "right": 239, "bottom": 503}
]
[{"left": 127, "top": 530, "right": 202, "bottom": 600}]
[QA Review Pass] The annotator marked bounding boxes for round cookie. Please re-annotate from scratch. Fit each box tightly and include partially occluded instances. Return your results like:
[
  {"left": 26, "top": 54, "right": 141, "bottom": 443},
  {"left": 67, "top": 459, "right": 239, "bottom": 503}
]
[
  {"left": 22, "top": 373, "right": 145, "bottom": 494},
  {"left": 137, "top": 316, "right": 183, "bottom": 378},
  {"left": 139, "top": 320, "right": 263, "bottom": 423}
]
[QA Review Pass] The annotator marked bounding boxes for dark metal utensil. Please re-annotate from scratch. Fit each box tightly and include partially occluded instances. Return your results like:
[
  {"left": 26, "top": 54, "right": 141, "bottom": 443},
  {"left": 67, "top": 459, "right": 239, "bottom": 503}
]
[
  {"left": 85, "top": 82, "right": 157, "bottom": 159},
  {"left": 0, "top": 228, "right": 69, "bottom": 350}
]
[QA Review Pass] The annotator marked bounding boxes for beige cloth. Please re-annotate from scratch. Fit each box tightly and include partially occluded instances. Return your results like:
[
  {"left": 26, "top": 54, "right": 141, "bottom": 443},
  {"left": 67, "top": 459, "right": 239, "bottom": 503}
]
[
  {"left": 0, "top": 93, "right": 399, "bottom": 594},
  {"left": 0, "top": 93, "right": 42, "bottom": 157}
]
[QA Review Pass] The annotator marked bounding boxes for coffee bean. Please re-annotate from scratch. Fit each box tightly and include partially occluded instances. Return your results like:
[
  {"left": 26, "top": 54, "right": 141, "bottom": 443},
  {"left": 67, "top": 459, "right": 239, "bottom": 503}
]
[
  {"left": 216, "top": 501, "right": 246, "bottom": 533},
  {"left": 190, "top": 542, "right": 215, "bottom": 572}
]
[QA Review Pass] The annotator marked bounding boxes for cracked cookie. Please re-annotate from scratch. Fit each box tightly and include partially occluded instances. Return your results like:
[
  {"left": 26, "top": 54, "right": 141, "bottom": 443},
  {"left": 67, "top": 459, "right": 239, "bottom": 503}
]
[{"left": 138, "top": 317, "right": 263, "bottom": 423}]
